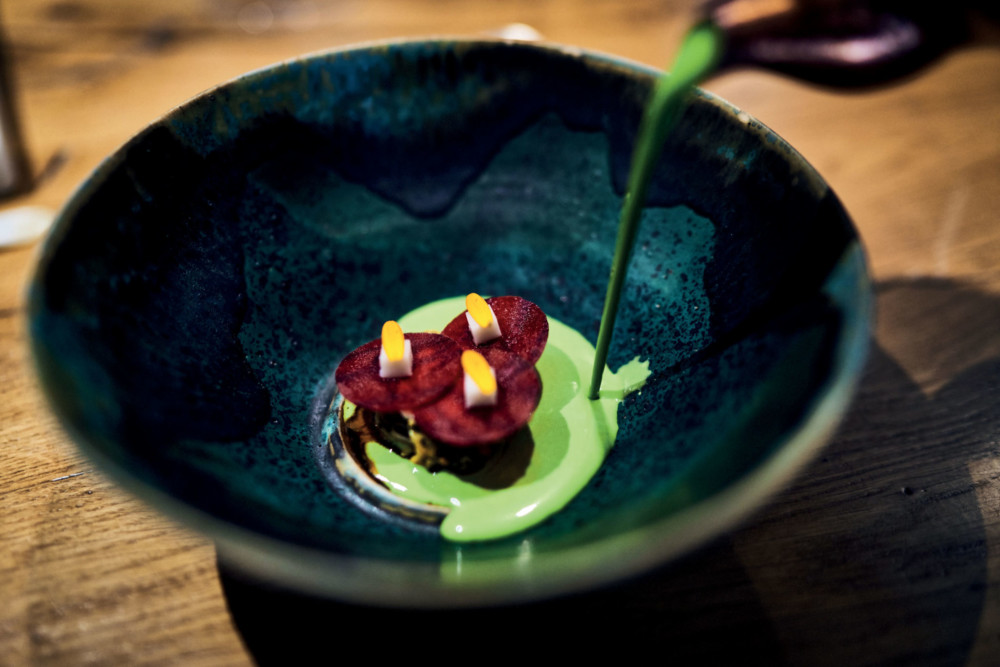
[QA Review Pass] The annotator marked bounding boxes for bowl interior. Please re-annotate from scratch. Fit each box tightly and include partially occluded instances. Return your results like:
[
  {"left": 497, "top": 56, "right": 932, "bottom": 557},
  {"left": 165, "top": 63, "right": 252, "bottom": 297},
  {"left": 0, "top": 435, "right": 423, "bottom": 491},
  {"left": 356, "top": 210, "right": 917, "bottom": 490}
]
[{"left": 29, "top": 40, "right": 869, "bottom": 604}]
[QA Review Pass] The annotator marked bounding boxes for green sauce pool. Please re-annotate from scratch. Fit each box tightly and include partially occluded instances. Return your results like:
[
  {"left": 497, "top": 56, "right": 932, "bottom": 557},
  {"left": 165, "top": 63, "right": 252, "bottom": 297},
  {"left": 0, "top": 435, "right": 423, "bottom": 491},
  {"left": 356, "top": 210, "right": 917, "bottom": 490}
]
[{"left": 351, "top": 296, "right": 650, "bottom": 542}]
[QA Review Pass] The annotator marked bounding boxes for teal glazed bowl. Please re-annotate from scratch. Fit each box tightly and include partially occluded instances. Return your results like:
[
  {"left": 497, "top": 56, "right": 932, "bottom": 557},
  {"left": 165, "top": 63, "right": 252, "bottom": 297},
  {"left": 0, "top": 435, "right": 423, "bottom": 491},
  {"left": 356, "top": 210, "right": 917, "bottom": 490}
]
[{"left": 29, "top": 39, "right": 871, "bottom": 606}]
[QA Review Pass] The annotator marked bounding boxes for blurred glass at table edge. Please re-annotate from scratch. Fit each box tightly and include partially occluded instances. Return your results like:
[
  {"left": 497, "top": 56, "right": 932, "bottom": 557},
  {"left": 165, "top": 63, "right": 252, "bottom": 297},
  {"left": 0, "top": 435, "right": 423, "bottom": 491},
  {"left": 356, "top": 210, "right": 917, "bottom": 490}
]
[
  {"left": 700, "top": 0, "right": 998, "bottom": 87},
  {"left": 0, "top": 16, "right": 31, "bottom": 201}
]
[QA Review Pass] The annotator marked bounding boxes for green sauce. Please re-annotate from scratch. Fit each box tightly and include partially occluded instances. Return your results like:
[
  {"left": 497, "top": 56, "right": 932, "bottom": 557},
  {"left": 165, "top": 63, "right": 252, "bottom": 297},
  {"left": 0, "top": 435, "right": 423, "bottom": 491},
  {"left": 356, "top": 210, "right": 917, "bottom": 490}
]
[
  {"left": 590, "top": 21, "right": 723, "bottom": 398},
  {"left": 354, "top": 296, "right": 650, "bottom": 542}
]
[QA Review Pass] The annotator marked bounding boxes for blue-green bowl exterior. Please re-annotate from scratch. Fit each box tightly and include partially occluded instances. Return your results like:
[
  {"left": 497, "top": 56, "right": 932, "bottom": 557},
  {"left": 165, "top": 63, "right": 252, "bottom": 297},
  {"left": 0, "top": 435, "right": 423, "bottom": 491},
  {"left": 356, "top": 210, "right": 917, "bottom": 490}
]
[{"left": 28, "top": 39, "right": 871, "bottom": 606}]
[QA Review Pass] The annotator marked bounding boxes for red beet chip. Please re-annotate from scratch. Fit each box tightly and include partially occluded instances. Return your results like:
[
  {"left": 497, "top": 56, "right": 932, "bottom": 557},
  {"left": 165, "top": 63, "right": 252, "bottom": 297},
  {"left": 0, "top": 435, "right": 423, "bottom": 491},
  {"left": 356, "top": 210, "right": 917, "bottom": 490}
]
[
  {"left": 441, "top": 295, "right": 549, "bottom": 365},
  {"left": 335, "top": 332, "right": 461, "bottom": 413},
  {"left": 412, "top": 347, "right": 542, "bottom": 446}
]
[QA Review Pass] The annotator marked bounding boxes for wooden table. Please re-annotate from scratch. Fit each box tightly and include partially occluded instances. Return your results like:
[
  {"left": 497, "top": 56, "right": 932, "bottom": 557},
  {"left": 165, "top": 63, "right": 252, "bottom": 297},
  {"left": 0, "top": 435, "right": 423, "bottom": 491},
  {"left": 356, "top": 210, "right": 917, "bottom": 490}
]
[{"left": 2, "top": 1, "right": 999, "bottom": 664}]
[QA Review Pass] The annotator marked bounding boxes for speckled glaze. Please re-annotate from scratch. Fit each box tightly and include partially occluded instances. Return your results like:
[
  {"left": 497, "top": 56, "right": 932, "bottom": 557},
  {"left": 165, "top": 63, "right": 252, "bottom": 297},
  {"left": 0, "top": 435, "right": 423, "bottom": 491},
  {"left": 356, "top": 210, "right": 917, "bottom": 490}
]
[{"left": 28, "top": 39, "right": 871, "bottom": 607}]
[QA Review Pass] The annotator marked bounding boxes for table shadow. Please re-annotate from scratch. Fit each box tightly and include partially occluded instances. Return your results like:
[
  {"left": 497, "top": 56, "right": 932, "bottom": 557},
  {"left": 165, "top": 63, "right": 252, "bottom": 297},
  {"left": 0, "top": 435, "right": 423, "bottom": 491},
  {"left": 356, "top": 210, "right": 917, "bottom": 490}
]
[
  {"left": 217, "top": 536, "right": 784, "bottom": 664},
  {"left": 728, "top": 277, "right": 1000, "bottom": 665}
]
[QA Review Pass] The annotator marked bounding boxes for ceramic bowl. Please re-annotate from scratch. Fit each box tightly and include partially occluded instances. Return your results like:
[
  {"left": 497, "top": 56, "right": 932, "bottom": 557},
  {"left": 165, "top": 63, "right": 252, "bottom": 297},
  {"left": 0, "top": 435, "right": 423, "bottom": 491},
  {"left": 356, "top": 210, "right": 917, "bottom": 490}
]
[{"left": 29, "top": 39, "right": 871, "bottom": 607}]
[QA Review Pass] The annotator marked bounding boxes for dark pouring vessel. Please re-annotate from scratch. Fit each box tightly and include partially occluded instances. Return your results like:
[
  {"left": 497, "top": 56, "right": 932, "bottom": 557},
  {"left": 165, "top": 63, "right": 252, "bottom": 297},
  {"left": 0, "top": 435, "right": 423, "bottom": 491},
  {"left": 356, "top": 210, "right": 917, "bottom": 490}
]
[{"left": 701, "top": 0, "right": 997, "bottom": 87}]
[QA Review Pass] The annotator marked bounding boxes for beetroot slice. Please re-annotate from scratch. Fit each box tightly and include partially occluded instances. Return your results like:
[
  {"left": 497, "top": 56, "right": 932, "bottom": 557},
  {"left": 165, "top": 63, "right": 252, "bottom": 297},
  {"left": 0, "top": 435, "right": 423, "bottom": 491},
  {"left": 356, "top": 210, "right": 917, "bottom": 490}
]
[
  {"left": 335, "top": 332, "right": 461, "bottom": 413},
  {"left": 412, "top": 347, "right": 541, "bottom": 446},
  {"left": 441, "top": 295, "right": 549, "bottom": 365}
]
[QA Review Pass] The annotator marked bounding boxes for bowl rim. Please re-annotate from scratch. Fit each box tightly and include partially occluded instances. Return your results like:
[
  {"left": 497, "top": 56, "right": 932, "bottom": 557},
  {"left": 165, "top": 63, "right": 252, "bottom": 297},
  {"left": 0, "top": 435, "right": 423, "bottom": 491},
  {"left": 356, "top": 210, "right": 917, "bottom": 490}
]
[{"left": 28, "top": 36, "right": 873, "bottom": 607}]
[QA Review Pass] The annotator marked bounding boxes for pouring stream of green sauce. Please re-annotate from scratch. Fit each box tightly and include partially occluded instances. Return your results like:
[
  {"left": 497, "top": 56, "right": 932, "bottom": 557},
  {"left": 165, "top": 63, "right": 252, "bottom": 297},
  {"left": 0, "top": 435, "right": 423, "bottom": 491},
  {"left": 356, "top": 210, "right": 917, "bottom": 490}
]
[{"left": 589, "top": 21, "right": 723, "bottom": 398}]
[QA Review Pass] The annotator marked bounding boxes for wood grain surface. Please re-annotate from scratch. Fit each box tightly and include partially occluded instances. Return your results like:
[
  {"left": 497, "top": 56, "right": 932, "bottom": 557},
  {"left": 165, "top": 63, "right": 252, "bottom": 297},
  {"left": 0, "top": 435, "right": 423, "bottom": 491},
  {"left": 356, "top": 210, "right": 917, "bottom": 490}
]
[{"left": 1, "top": 1, "right": 999, "bottom": 664}]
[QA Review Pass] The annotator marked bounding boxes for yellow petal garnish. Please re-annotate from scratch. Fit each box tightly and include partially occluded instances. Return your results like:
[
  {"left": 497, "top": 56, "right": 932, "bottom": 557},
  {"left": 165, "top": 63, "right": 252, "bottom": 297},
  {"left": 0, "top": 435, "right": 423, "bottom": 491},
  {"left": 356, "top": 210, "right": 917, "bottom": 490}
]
[
  {"left": 461, "top": 349, "right": 497, "bottom": 396},
  {"left": 466, "top": 292, "right": 493, "bottom": 328},
  {"left": 381, "top": 320, "right": 405, "bottom": 362}
]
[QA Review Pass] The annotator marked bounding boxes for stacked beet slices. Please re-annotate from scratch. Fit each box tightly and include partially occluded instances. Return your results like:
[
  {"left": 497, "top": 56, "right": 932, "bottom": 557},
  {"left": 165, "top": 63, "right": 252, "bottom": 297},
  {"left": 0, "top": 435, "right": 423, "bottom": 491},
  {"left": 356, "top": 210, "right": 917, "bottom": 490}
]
[{"left": 335, "top": 296, "right": 548, "bottom": 446}]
